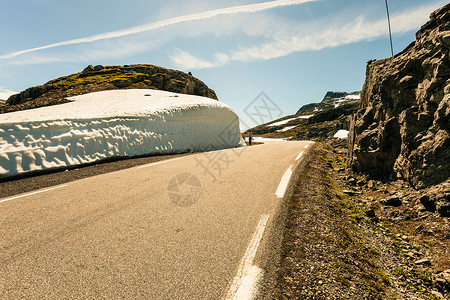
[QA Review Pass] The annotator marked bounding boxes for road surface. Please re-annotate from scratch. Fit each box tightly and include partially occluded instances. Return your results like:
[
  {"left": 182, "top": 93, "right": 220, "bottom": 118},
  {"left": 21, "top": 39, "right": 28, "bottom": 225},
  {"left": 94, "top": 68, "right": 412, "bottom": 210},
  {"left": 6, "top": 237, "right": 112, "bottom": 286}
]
[{"left": 0, "top": 140, "right": 312, "bottom": 299}]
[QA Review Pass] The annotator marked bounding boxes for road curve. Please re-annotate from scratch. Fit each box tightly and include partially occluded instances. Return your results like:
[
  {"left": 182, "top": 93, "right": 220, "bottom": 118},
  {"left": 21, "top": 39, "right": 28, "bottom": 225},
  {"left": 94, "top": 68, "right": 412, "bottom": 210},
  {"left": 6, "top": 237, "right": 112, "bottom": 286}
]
[{"left": 0, "top": 140, "right": 313, "bottom": 299}]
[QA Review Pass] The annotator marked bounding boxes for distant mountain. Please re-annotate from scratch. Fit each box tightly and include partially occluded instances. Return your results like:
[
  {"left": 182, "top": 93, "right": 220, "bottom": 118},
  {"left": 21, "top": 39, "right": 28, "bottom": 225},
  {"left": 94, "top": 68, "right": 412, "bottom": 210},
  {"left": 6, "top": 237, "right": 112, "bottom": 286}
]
[
  {"left": 246, "top": 91, "right": 360, "bottom": 140},
  {"left": 296, "top": 91, "right": 360, "bottom": 115}
]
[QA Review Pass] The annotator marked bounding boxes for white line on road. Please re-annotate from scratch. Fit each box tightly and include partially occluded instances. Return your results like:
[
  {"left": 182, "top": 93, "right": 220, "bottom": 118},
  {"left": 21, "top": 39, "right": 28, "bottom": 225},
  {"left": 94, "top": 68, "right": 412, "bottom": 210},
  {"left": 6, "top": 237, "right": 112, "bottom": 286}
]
[
  {"left": 275, "top": 165, "right": 293, "bottom": 198},
  {"left": 295, "top": 151, "right": 304, "bottom": 161},
  {"left": 137, "top": 157, "right": 184, "bottom": 168},
  {"left": 0, "top": 185, "right": 67, "bottom": 204},
  {"left": 304, "top": 144, "right": 310, "bottom": 149},
  {"left": 225, "top": 214, "right": 270, "bottom": 300}
]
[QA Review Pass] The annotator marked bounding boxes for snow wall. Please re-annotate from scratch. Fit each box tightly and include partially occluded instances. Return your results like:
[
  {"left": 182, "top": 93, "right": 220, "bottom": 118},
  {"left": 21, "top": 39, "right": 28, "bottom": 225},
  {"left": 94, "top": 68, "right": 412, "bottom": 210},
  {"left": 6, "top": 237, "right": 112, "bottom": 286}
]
[{"left": 0, "top": 89, "right": 245, "bottom": 178}]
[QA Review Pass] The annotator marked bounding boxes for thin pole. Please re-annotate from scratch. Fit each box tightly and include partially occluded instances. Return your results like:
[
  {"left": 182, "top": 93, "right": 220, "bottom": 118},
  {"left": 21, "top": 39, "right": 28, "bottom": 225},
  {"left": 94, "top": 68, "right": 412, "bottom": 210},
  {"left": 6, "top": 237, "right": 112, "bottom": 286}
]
[{"left": 385, "top": 0, "right": 394, "bottom": 57}]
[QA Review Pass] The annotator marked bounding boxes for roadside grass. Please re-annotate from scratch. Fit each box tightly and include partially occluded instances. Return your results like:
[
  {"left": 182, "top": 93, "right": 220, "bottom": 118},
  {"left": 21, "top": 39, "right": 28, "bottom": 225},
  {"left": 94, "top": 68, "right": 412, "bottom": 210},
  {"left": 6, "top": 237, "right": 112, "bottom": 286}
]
[{"left": 274, "top": 143, "right": 392, "bottom": 299}]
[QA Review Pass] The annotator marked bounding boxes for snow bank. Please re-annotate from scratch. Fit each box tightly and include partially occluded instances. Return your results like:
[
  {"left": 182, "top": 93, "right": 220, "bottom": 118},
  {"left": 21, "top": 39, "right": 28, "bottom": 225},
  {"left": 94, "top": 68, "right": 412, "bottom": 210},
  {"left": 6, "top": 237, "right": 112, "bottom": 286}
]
[{"left": 0, "top": 89, "right": 245, "bottom": 178}]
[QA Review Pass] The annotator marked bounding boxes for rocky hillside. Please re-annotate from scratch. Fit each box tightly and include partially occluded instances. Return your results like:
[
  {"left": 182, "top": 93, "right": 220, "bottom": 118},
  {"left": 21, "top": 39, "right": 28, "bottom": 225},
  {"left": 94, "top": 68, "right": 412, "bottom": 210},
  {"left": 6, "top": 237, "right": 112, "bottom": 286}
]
[
  {"left": 1, "top": 64, "right": 217, "bottom": 113},
  {"left": 348, "top": 4, "right": 450, "bottom": 189},
  {"left": 246, "top": 91, "right": 360, "bottom": 140}
]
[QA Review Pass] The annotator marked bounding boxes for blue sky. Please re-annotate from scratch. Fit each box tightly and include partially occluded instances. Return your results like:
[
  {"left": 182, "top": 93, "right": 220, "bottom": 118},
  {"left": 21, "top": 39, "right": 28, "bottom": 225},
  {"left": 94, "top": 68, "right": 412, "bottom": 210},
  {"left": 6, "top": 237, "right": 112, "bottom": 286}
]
[{"left": 0, "top": 0, "right": 447, "bottom": 128}]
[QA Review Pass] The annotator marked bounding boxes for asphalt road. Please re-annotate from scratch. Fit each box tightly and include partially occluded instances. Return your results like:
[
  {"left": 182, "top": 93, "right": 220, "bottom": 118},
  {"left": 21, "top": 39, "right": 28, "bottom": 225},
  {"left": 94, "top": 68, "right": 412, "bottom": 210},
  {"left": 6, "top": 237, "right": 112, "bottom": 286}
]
[{"left": 0, "top": 140, "right": 312, "bottom": 299}]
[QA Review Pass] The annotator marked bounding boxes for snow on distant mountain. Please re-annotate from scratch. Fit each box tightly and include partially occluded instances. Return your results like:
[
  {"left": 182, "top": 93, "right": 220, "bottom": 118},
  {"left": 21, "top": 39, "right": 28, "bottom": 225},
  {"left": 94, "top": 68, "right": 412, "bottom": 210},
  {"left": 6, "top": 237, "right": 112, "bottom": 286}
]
[
  {"left": 246, "top": 91, "right": 360, "bottom": 140},
  {"left": 268, "top": 115, "right": 313, "bottom": 127},
  {"left": 296, "top": 91, "right": 360, "bottom": 115},
  {"left": 0, "top": 89, "right": 244, "bottom": 179}
]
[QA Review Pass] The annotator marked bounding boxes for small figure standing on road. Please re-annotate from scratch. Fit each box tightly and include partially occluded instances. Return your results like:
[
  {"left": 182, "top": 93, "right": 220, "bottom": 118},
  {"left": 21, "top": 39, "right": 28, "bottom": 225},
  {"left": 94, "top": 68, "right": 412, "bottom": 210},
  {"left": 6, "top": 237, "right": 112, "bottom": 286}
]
[{"left": 248, "top": 131, "right": 253, "bottom": 146}]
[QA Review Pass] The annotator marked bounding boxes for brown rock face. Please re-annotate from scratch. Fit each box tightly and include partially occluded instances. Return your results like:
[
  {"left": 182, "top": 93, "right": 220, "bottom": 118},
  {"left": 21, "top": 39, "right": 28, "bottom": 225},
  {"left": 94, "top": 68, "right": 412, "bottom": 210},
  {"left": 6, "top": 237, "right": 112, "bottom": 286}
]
[
  {"left": 348, "top": 4, "right": 450, "bottom": 189},
  {"left": 2, "top": 64, "right": 217, "bottom": 113}
]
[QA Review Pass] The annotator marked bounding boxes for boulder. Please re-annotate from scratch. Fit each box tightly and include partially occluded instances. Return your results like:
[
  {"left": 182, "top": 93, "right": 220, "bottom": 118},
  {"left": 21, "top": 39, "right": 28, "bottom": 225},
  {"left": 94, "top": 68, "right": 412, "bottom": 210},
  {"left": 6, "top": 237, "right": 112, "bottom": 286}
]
[
  {"left": 381, "top": 195, "right": 402, "bottom": 207},
  {"left": 93, "top": 65, "right": 104, "bottom": 71},
  {"left": 82, "top": 65, "right": 95, "bottom": 73}
]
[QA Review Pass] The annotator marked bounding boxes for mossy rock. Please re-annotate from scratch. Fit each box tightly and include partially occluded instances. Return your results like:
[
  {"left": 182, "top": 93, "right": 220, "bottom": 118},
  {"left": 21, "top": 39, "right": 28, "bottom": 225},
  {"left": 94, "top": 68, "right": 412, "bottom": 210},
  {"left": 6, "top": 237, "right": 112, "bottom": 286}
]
[{"left": 3, "top": 64, "right": 217, "bottom": 113}]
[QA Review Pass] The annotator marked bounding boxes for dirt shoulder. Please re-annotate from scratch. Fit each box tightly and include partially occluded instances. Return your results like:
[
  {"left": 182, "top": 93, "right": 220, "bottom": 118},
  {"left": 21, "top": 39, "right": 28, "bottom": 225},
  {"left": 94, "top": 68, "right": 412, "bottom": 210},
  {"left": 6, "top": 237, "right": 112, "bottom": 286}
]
[{"left": 273, "top": 142, "right": 449, "bottom": 299}]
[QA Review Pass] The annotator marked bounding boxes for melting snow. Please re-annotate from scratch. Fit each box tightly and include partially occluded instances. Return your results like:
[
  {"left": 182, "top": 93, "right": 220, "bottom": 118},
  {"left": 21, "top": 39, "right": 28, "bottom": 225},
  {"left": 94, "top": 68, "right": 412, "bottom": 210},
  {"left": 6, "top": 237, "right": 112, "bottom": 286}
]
[
  {"left": 344, "top": 94, "right": 360, "bottom": 100},
  {"left": 334, "top": 130, "right": 349, "bottom": 139},
  {"left": 276, "top": 126, "right": 297, "bottom": 132},
  {"left": 0, "top": 89, "right": 245, "bottom": 178},
  {"left": 334, "top": 94, "right": 360, "bottom": 108},
  {"left": 268, "top": 115, "right": 312, "bottom": 127},
  {"left": 269, "top": 118, "right": 297, "bottom": 127}
]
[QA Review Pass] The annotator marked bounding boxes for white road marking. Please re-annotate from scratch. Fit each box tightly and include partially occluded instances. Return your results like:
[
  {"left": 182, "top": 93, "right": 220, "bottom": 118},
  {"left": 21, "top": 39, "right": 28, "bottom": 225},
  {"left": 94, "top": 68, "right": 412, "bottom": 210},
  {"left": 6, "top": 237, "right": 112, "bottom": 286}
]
[
  {"left": 137, "top": 157, "right": 184, "bottom": 168},
  {"left": 225, "top": 214, "right": 270, "bottom": 300},
  {"left": 0, "top": 185, "right": 67, "bottom": 204},
  {"left": 275, "top": 165, "right": 293, "bottom": 198},
  {"left": 295, "top": 151, "right": 304, "bottom": 161},
  {"left": 304, "top": 144, "right": 310, "bottom": 149}
]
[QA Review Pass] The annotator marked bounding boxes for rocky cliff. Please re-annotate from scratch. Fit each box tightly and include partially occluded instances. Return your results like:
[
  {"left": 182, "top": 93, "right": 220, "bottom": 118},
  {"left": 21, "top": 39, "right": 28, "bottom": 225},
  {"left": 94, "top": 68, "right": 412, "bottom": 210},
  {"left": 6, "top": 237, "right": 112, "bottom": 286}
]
[
  {"left": 348, "top": 4, "right": 450, "bottom": 189},
  {"left": 2, "top": 64, "right": 217, "bottom": 113}
]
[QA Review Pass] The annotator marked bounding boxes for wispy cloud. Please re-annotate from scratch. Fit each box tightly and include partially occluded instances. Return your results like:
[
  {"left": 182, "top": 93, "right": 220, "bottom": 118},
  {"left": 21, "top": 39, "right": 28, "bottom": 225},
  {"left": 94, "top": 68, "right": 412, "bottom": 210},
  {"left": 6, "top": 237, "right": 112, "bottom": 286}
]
[
  {"left": 9, "top": 39, "right": 158, "bottom": 66},
  {"left": 0, "top": 0, "right": 317, "bottom": 60},
  {"left": 0, "top": 87, "right": 17, "bottom": 99},
  {"left": 170, "top": 1, "right": 444, "bottom": 69}
]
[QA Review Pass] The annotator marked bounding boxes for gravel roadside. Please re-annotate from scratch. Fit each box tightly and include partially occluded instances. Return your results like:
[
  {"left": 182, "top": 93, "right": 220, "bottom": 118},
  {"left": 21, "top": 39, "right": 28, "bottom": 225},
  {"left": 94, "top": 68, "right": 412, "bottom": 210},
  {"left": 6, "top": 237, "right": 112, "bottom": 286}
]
[{"left": 273, "top": 142, "right": 449, "bottom": 299}]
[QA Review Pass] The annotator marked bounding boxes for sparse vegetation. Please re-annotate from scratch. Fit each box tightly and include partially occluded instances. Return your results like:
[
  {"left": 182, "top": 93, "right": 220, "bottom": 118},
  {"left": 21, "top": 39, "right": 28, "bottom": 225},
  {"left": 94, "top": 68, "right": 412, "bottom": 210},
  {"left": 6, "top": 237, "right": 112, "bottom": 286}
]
[{"left": 275, "top": 142, "right": 449, "bottom": 299}]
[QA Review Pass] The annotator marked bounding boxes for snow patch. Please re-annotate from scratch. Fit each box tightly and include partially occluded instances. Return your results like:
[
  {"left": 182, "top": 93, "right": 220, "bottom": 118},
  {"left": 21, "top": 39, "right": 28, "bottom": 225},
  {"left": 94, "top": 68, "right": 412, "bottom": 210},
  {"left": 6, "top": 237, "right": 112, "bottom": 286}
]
[
  {"left": 0, "top": 89, "right": 244, "bottom": 178},
  {"left": 268, "top": 118, "right": 297, "bottom": 127},
  {"left": 344, "top": 94, "right": 360, "bottom": 100},
  {"left": 268, "top": 115, "right": 312, "bottom": 127},
  {"left": 276, "top": 125, "right": 296, "bottom": 132},
  {"left": 334, "top": 130, "right": 349, "bottom": 139},
  {"left": 334, "top": 94, "right": 360, "bottom": 107}
]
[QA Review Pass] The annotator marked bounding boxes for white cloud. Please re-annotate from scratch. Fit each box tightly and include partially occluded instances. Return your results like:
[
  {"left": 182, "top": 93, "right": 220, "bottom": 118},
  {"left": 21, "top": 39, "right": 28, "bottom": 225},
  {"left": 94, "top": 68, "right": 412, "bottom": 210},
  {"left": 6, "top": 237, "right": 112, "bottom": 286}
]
[
  {"left": 9, "top": 39, "right": 159, "bottom": 66},
  {"left": 0, "top": 87, "right": 17, "bottom": 100},
  {"left": 170, "top": 1, "right": 444, "bottom": 69},
  {"left": 0, "top": 0, "right": 317, "bottom": 60},
  {"left": 171, "top": 49, "right": 232, "bottom": 69}
]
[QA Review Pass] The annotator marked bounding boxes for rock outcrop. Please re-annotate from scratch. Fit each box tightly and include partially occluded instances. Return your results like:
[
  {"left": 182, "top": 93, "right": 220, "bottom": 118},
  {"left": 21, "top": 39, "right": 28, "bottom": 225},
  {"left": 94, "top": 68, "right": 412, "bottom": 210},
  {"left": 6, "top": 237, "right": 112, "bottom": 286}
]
[
  {"left": 348, "top": 4, "right": 450, "bottom": 189},
  {"left": 2, "top": 64, "right": 217, "bottom": 113}
]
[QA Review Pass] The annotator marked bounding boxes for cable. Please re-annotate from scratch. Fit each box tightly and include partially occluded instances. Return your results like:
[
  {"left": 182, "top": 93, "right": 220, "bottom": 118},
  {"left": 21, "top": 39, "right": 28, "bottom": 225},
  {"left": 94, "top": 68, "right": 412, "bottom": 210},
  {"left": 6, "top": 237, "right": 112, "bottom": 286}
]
[{"left": 385, "top": 0, "right": 394, "bottom": 57}]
